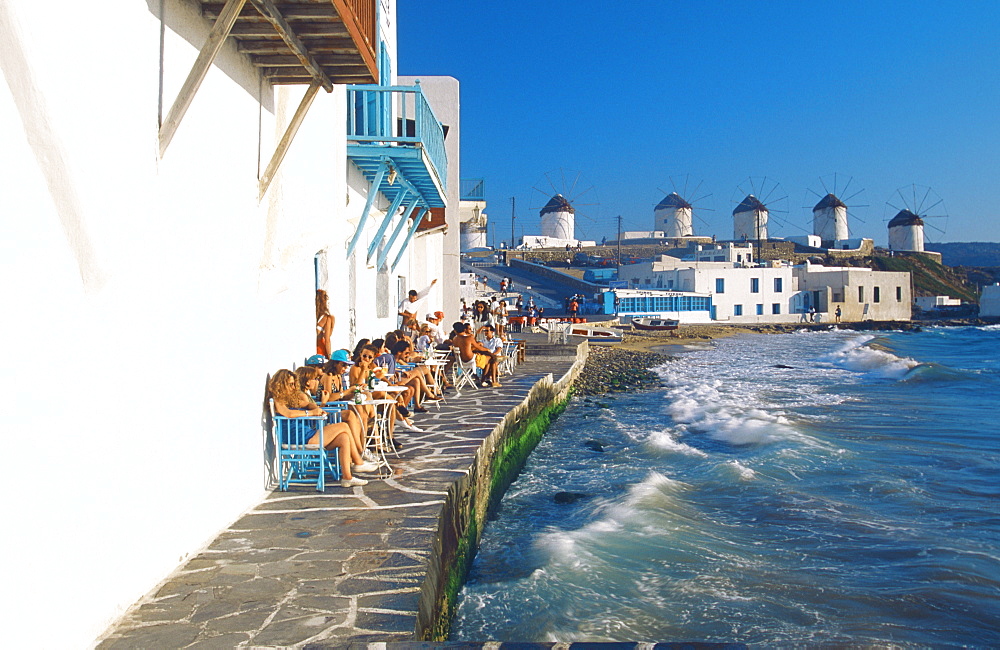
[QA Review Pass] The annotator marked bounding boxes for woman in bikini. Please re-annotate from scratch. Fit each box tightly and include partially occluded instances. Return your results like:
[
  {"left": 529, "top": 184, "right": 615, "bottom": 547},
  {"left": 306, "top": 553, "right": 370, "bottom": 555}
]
[{"left": 316, "top": 289, "right": 335, "bottom": 358}]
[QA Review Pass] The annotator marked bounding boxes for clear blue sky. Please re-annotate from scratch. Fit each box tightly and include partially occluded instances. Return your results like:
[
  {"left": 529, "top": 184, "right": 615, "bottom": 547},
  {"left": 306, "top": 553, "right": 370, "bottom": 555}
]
[{"left": 397, "top": 1, "right": 1000, "bottom": 246}]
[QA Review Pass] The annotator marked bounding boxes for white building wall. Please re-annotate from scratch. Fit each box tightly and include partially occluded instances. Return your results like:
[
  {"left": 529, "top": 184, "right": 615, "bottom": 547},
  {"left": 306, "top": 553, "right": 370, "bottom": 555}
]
[
  {"left": 0, "top": 1, "right": 431, "bottom": 645},
  {"left": 796, "top": 266, "right": 912, "bottom": 321},
  {"left": 980, "top": 284, "right": 1000, "bottom": 318}
]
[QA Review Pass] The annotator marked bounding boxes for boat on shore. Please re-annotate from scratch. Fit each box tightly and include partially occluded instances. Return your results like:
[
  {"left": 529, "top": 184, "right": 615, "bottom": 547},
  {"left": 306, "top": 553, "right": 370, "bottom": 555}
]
[
  {"left": 569, "top": 324, "right": 623, "bottom": 343},
  {"left": 631, "top": 317, "right": 679, "bottom": 331}
]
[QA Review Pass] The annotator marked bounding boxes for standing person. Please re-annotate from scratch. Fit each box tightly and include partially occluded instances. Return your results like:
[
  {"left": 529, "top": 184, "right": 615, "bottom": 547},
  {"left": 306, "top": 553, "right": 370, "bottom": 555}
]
[
  {"left": 398, "top": 279, "right": 438, "bottom": 331},
  {"left": 568, "top": 298, "right": 579, "bottom": 320},
  {"left": 494, "top": 300, "right": 509, "bottom": 339},
  {"left": 316, "top": 290, "right": 335, "bottom": 358},
  {"left": 835, "top": 306, "right": 842, "bottom": 323}
]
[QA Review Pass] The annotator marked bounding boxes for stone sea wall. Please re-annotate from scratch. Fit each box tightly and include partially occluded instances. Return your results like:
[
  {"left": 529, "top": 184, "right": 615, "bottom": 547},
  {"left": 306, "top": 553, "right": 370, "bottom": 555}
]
[
  {"left": 416, "top": 344, "right": 588, "bottom": 640},
  {"left": 573, "top": 345, "right": 674, "bottom": 396}
]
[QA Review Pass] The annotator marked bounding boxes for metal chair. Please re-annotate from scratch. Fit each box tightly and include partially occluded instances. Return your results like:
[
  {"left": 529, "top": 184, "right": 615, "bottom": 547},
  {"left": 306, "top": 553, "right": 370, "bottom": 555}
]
[
  {"left": 270, "top": 398, "right": 341, "bottom": 491},
  {"left": 499, "top": 340, "right": 519, "bottom": 376}
]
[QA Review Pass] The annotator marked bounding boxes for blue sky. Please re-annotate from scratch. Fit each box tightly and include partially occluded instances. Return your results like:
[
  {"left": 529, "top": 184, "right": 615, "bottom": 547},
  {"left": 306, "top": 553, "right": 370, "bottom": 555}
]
[{"left": 397, "top": 1, "right": 1000, "bottom": 245}]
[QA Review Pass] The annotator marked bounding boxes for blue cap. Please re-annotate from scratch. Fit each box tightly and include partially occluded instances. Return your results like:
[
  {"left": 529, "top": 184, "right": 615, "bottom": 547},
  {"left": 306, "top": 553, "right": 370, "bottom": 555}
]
[
  {"left": 330, "top": 349, "right": 355, "bottom": 365},
  {"left": 305, "top": 354, "right": 327, "bottom": 365}
]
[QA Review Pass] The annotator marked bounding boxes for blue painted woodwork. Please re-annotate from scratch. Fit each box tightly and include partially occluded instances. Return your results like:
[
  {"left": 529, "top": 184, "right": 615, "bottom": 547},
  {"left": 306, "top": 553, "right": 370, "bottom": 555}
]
[
  {"left": 346, "top": 83, "right": 447, "bottom": 208},
  {"left": 345, "top": 157, "right": 389, "bottom": 259},
  {"left": 271, "top": 399, "right": 341, "bottom": 491},
  {"left": 390, "top": 212, "right": 427, "bottom": 272},
  {"left": 366, "top": 186, "right": 410, "bottom": 262},
  {"left": 377, "top": 200, "right": 419, "bottom": 269}
]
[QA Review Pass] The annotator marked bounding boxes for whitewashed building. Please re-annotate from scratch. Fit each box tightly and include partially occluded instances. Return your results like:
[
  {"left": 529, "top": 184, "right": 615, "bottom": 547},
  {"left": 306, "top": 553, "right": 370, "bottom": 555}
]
[
  {"left": 0, "top": 1, "right": 456, "bottom": 645},
  {"left": 539, "top": 193, "right": 575, "bottom": 241},
  {"left": 622, "top": 257, "right": 911, "bottom": 323},
  {"left": 981, "top": 284, "right": 1000, "bottom": 317}
]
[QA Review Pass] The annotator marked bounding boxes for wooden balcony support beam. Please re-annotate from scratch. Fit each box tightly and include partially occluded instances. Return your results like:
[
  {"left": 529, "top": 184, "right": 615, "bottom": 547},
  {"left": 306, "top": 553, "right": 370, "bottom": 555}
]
[
  {"left": 159, "top": 0, "right": 247, "bottom": 156},
  {"left": 257, "top": 82, "right": 321, "bottom": 201},
  {"left": 378, "top": 199, "right": 420, "bottom": 270},
  {"left": 346, "top": 157, "right": 389, "bottom": 259},
  {"left": 247, "top": 0, "right": 333, "bottom": 92}
]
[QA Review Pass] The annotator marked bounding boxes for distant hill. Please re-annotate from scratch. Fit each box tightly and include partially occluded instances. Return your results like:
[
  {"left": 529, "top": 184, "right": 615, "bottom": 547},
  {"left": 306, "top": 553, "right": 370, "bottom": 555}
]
[
  {"left": 925, "top": 242, "right": 1000, "bottom": 267},
  {"left": 871, "top": 254, "right": 979, "bottom": 302}
]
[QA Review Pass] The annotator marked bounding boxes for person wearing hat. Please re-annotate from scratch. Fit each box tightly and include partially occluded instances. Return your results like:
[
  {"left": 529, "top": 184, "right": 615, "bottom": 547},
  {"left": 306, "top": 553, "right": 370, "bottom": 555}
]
[
  {"left": 320, "top": 350, "right": 382, "bottom": 468},
  {"left": 425, "top": 311, "right": 448, "bottom": 347},
  {"left": 398, "top": 278, "right": 438, "bottom": 332}
]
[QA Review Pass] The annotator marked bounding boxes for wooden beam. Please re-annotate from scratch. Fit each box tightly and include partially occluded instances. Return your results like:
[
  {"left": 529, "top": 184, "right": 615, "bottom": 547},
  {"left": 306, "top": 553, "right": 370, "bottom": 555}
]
[
  {"left": 345, "top": 158, "right": 389, "bottom": 259},
  {"left": 159, "top": 0, "right": 247, "bottom": 156},
  {"left": 378, "top": 199, "right": 419, "bottom": 269},
  {"left": 257, "top": 82, "right": 321, "bottom": 201},
  {"left": 248, "top": 0, "right": 333, "bottom": 92},
  {"left": 331, "top": 0, "right": 377, "bottom": 82},
  {"left": 367, "top": 187, "right": 409, "bottom": 262},
  {"left": 238, "top": 37, "right": 359, "bottom": 55},
  {"left": 203, "top": 3, "right": 338, "bottom": 20},
  {"left": 229, "top": 22, "right": 346, "bottom": 37}
]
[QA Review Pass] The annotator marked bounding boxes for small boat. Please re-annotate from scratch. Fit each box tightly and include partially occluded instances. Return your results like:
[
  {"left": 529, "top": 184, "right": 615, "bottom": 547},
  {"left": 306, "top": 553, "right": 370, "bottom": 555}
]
[
  {"left": 631, "top": 317, "right": 679, "bottom": 331},
  {"left": 569, "top": 324, "right": 623, "bottom": 343}
]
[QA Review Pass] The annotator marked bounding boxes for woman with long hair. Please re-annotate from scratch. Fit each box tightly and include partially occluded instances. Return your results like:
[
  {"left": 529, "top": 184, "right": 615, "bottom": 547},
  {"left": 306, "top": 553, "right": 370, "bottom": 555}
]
[
  {"left": 269, "top": 369, "right": 374, "bottom": 487},
  {"left": 316, "top": 289, "right": 335, "bottom": 358}
]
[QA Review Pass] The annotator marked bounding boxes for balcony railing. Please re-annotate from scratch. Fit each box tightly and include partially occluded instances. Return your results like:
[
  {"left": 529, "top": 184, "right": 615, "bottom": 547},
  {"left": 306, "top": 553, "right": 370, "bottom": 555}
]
[
  {"left": 461, "top": 178, "right": 486, "bottom": 201},
  {"left": 346, "top": 84, "right": 447, "bottom": 193}
]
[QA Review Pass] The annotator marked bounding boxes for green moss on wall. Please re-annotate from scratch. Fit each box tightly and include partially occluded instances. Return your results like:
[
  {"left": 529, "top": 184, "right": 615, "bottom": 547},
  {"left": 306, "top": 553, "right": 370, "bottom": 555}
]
[{"left": 426, "top": 393, "right": 571, "bottom": 641}]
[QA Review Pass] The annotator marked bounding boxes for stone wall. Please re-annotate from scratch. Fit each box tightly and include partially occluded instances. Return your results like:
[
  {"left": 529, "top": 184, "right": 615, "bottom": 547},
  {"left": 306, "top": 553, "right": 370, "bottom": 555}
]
[{"left": 415, "top": 343, "right": 589, "bottom": 640}]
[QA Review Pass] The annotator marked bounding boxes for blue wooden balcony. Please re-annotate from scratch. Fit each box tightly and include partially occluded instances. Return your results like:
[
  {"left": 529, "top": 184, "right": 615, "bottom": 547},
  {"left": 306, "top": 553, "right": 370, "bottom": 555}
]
[{"left": 346, "top": 83, "right": 447, "bottom": 209}]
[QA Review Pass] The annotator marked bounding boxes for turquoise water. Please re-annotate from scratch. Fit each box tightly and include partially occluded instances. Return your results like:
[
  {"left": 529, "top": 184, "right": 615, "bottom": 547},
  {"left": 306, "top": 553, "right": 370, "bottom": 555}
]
[{"left": 451, "top": 326, "right": 1000, "bottom": 645}]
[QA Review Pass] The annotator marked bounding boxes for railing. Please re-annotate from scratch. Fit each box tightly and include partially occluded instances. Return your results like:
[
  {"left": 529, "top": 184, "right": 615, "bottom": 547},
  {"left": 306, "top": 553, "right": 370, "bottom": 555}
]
[
  {"left": 332, "top": 0, "right": 378, "bottom": 80},
  {"left": 346, "top": 84, "right": 447, "bottom": 192},
  {"left": 461, "top": 178, "right": 486, "bottom": 201}
]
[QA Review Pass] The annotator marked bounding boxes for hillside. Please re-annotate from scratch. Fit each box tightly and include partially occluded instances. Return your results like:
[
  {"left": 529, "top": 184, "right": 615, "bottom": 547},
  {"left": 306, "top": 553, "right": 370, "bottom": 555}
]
[
  {"left": 925, "top": 242, "right": 1000, "bottom": 267},
  {"left": 870, "top": 254, "right": 979, "bottom": 302}
]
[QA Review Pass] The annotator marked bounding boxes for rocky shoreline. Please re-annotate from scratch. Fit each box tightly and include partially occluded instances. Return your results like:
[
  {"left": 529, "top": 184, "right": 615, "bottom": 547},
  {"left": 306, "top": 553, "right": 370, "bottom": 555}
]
[
  {"left": 571, "top": 318, "right": 995, "bottom": 396},
  {"left": 572, "top": 345, "right": 673, "bottom": 396}
]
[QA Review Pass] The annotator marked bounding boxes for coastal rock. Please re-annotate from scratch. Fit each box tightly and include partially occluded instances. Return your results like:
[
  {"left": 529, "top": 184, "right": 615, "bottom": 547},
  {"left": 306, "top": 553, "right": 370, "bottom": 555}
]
[
  {"left": 584, "top": 439, "right": 605, "bottom": 452},
  {"left": 553, "top": 492, "right": 591, "bottom": 504},
  {"left": 572, "top": 346, "right": 671, "bottom": 396}
]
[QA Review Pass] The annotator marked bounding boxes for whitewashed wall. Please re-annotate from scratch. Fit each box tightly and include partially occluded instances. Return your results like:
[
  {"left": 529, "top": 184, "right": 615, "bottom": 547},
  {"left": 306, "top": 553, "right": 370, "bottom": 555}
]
[{"left": 0, "top": 0, "right": 406, "bottom": 645}]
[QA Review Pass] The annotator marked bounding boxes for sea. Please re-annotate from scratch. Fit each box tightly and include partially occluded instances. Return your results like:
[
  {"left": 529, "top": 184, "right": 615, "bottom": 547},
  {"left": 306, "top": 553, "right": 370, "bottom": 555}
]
[{"left": 450, "top": 325, "right": 1000, "bottom": 645}]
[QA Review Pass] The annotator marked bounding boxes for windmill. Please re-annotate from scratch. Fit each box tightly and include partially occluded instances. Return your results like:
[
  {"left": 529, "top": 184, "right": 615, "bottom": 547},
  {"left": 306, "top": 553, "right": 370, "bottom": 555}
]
[
  {"left": 654, "top": 175, "right": 713, "bottom": 238},
  {"left": 884, "top": 184, "right": 948, "bottom": 252},
  {"left": 527, "top": 169, "right": 601, "bottom": 244},
  {"left": 803, "top": 173, "right": 868, "bottom": 246},
  {"left": 731, "top": 177, "right": 789, "bottom": 243}
]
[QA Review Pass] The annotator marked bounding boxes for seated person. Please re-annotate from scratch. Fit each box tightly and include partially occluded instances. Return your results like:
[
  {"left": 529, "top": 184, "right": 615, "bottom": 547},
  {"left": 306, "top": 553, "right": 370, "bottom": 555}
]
[
  {"left": 354, "top": 343, "right": 420, "bottom": 440},
  {"left": 375, "top": 339, "right": 438, "bottom": 412},
  {"left": 268, "top": 369, "right": 375, "bottom": 487},
  {"left": 477, "top": 325, "right": 505, "bottom": 386},
  {"left": 313, "top": 352, "right": 377, "bottom": 463},
  {"left": 452, "top": 322, "right": 502, "bottom": 388}
]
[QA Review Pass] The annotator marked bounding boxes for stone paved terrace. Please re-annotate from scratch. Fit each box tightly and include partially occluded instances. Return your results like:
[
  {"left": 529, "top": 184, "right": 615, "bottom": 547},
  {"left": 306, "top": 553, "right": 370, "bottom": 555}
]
[{"left": 97, "top": 353, "right": 583, "bottom": 649}]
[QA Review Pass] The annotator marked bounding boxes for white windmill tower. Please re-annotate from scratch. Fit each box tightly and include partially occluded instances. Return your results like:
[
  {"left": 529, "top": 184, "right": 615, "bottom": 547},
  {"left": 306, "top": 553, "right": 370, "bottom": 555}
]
[
  {"left": 655, "top": 192, "right": 693, "bottom": 237},
  {"left": 887, "top": 209, "right": 925, "bottom": 252},
  {"left": 885, "top": 184, "right": 948, "bottom": 253},
  {"left": 539, "top": 193, "right": 576, "bottom": 241},
  {"left": 733, "top": 195, "right": 768, "bottom": 241},
  {"left": 732, "top": 177, "right": 788, "bottom": 243},
  {"left": 807, "top": 174, "right": 866, "bottom": 246}
]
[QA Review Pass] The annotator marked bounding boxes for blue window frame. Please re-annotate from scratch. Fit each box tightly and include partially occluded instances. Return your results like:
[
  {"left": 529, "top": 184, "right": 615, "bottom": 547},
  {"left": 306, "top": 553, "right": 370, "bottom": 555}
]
[
  {"left": 715, "top": 278, "right": 725, "bottom": 293},
  {"left": 751, "top": 278, "right": 760, "bottom": 293},
  {"left": 734, "top": 304, "right": 743, "bottom": 316},
  {"left": 774, "top": 277, "right": 783, "bottom": 292},
  {"left": 756, "top": 304, "right": 763, "bottom": 315},
  {"left": 772, "top": 303, "right": 781, "bottom": 314}
]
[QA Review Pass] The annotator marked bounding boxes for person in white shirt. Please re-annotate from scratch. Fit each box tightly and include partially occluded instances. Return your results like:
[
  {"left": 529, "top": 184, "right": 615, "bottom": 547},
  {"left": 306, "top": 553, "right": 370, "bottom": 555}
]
[
  {"left": 398, "top": 279, "right": 437, "bottom": 331},
  {"left": 424, "top": 311, "right": 448, "bottom": 346}
]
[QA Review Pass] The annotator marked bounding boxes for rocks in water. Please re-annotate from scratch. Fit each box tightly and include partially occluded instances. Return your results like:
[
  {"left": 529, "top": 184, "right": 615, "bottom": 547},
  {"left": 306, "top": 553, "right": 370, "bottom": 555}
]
[
  {"left": 772, "top": 364, "right": 794, "bottom": 369},
  {"left": 583, "top": 439, "right": 605, "bottom": 452},
  {"left": 573, "top": 346, "right": 672, "bottom": 396},
  {"left": 553, "top": 492, "right": 591, "bottom": 504}
]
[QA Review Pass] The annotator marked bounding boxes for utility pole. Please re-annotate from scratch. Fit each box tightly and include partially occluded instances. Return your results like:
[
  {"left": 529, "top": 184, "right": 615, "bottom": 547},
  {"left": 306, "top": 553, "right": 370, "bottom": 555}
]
[
  {"left": 510, "top": 196, "right": 516, "bottom": 250},
  {"left": 616, "top": 215, "right": 623, "bottom": 274}
]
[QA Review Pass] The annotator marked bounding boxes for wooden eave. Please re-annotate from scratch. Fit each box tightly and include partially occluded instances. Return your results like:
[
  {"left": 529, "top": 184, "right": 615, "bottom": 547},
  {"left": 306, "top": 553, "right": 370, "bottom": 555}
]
[{"left": 198, "top": 0, "right": 378, "bottom": 85}]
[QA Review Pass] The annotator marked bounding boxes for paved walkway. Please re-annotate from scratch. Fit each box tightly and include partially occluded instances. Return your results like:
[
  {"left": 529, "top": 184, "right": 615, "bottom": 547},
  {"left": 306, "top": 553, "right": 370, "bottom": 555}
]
[{"left": 97, "top": 356, "right": 579, "bottom": 649}]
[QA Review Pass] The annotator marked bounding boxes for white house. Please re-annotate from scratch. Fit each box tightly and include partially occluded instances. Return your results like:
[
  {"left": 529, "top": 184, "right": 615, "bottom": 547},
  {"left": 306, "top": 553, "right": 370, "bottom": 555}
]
[
  {"left": 622, "top": 257, "right": 911, "bottom": 323},
  {"left": 0, "top": 1, "right": 456, "bottom": 645},
  {"left": 981, "top": 284, "right": 1000, "bottom": 317}
]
